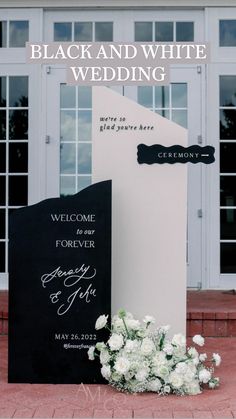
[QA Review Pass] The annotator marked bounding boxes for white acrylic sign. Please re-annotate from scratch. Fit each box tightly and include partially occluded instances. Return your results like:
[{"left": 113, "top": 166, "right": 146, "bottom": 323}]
[{"left": 92, "top": 87, "right": 187, "bottom": 334}]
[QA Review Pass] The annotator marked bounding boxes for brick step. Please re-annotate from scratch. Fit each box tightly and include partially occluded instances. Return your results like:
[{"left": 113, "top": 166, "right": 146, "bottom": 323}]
[{"left": 187, "top": 311, "right": 236, "bottom": 337}]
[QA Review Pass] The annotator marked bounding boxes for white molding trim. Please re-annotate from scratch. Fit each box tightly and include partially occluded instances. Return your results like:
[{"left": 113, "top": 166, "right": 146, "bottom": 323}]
[
  {"left": 0, "top": 274, "right": 8, "bottom": 290},
  {"left": 1, "top": 1, "right": 236, "bottom": 8}
]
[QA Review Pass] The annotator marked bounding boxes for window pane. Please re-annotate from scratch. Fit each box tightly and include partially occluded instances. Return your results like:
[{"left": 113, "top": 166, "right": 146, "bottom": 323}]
[
  {"left": 78, "top": 111, "right": 92, "bottom": 141},
  {"left": 221, "top": 209, "right": 236, "bottom": 239},
  {"left": 220, "top": 109, "right": 236, "bottom": 140},
  {"left": 155, "top": 86, "right": 169, "bottom": 108},
  {"left": 0, "top": 111, "right": 6, "bottom": 140},
  {"left": 60, "top": 143, "right": 76, "bottom": 174},
  {"left": 60, "top": 176, "right": 76, "bottom": 196},
  {"left": 221, "top": 243, "right": 236, "bottom": 273},
  {"left": 0, "top": 209, "right": 5, "bottom": 239},
  {"left": 135, "top": 22, "right": 152, "bottom": 42},
  {"left": 0, "top": 176, "right": 6, "bottom": 205},
  {"left": 155, "top": 109, "right": 170, "bottom": 119},
  {"left": 9, "top": 76, "right": 28, "bottom": 107},
  {"left": 74, "top": 22, "right": 92, "bottom": 41},
  {"left": 9, "top": 143, "right": 28, "bottom": 173},
  {"left": 0, "top": 242, "right": 5, "bottom": 272},
  {"left": 0, "top": 143, "right": 6, "bottom": 172},
  {"left": 9, "top": 21, "right": 29, "bottom": 47},
  {"left": 54, "top": 22, "right": 72, "bottom": 41},
  {"left": 172, "top": 110, "right": 187, "bottom": 128},
  {"left": 138, "top": 86, "right": 153, "bottom": 108},
  {"left": 60, "top": 84, "right": 75, "bottom": 108},
  {"left": 172, "top": 83, "right": 187, "bottom": 108},
  {"left": 78, "top": 176, "right": 91, "bottom": 192},
  {"left": 220, "top": 20, "right": 236, "bottom": 47},
  {"left": 78, "top": 86, "right": 92, "bottom": 108},
  {"left": 0, "top": 21, "right": 7, "bottom": 48},
  {"left": 0, "top": 77, "right": 6, "bottom": 106},
  {"left": 155, "top": 22, "right": 173, "bottom": 42},
  {"left": 9, "top": 110, "right": 28, "bottom": 140},
  {"left": 176, "top": 22, "right": 194, "bottom": 42},
  {"left": 95, "top": 22, "right": 113, "bottom": 41},
  {"left": 221, "top": 176, "right": 236, "bottom": 206},
  {"left": 220, "top": 76, "right": 236, "bottom": 107},
  {"left": 60, "top": 111, "right": 76, "bottom": 142},
  {"left": 220, "top": 143, "right": 236, "bottom": 173},
  {"left": 78, "top": 143, "right": 91, "bottom": 174},
  {"left": 9, "top": 175, "right": 28, "bottom": 206}
]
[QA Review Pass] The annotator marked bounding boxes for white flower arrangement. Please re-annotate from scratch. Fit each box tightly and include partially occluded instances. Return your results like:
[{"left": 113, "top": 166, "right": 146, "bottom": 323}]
[{"left": 88, "top": 310, "right": 221, "bottom": 395}]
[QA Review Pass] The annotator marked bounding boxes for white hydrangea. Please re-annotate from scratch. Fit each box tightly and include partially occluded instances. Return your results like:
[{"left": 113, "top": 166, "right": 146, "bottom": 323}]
[
  {"left": 153, "top": 364, "right": 170, "bottom": 379},
  {"left": 192, "top": 334, "right": 205, "bottom": 347},
  {"left": 114, "top": 356, "right": 130, "bottom": 375},
  {"left": 100, "top": 349, "right": 110, "bottom": 365},
  {"left": 108, "top": 333, "right": 124, "bottom": 351},
  {"left": 143, "top": 315, "right": 155, "bottom": 325},
  {"left": 169, "top": 371, "right": 184, "bottom": 388},
  {"left": 175, "top": 362, "right": 188, "bottom": 375},
  {"left": 163, "top": 343, "right": 174, "bottom": 356},
  {"left": 184, "top": 380, "right": 201, "bottom": 395},
  {"left": 188, "top": 347, "right": 199, "bottom": 365},
  {"left": 135, "top": 367, "right": 150, "bottom": 382},
  {"left": 125, "top": 339, "right": 139, "bottom": 353},
  {"left": 126, "top": 319, "right": 141, "bottom": 330},
  {"left": 199, "top": 368, "right": 211, "bottom": 383},
  {"left": 147, "top": 379, "right": 162, "bottom": 392},
  {"left": 152, "top": 351, "right": 166, "bottom": 366},
  {"left": 95, "top": 314, "right": 108, "bottom": 330},
  {"left": 172, "top": 333, "right": 186, "bottom": 348},
  {"left": 212, "top": 353, "right": 221, "bottom": 367},
  {"left": 87, "top": 346, "right": 95, "bottom": 361},
  {"left": 199, "top": 353, "right": 207, "bottom": 362},
  {"left": 140, "top": 337, "right": 155, "bottom": 356},
  {"left": 101, "top": 365, "right": 111, "bottom": 380}
]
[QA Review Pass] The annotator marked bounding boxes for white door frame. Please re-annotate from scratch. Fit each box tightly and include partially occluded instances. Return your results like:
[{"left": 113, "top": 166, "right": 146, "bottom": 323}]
[{"left": 207, "top": 63, "right": 236, "bottom": 288}]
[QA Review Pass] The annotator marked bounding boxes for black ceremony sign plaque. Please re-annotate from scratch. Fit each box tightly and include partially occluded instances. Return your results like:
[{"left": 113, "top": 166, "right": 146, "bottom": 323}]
[
  {"left": 137, "top": 144, "right": 215, "bottom": 165},
  {"left": 8, "top": 180, "right": 111, "bottom": 384}
]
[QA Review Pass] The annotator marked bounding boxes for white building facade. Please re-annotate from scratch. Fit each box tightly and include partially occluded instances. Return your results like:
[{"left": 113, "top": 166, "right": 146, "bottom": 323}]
[{"left": 0, "top": 0, "right": 236, "bottom": 290}]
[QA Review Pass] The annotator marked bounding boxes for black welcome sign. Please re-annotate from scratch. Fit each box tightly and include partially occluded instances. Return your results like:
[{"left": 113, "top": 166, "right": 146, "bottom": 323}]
[
  {"left": 8, "top": 180, "right": 111, "bottom": 384},
  {"left": 137, "top": 144, "right": 215, "bottom": 165}
]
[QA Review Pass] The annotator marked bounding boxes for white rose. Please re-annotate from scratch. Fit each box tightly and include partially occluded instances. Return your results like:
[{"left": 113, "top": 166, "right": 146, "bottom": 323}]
[
  {"left": 95, "top": 314, "right": 108, "bottom": 330},
  {"left": 163, "top": 343, "right": 174, "bottom": 356},
  {"left": 199, "top": 353, "right": 207, "bottom": 362},
  {"left": 126, "top": 319, "right": 141, "bottom": 330},
  {"left": 143, "top": 315, "right": 155, "bottom": 325},
  {"left": 112, "top": 317, "right": 124, "bottom": 333},
  {"left": 100, "top": 349, "right": 110, "bottom": 365},
  {"left": 175, "top": 362, "right": 187, "bottom": 374},
  {"left": 114, "top": 356, "right": 130, "bottom": 375},
  {"left": 95, "top": 342, "right": 106, "bottom": 351},
  {"left": 87, "top": 346, "right": 95, "bottom": 361},
  {"left": 147, "top": 379, "right": 162, "bottom": 392},
  {"left": 212, "top": 353, "right": 221, "bottom": 367},
  {"left": 163, "top": 385, "right": 171, "bottom": 393},
  {"left": 135, "top": 367, "right": 149, "bottom": 382},
  {"left": 159, "top": 325, "right": 170, "bottom": 334},
  {"left": 185, "top": 380, "right": 201, "bottom": 395},
  {"left": 152, "top": 351, "right": 166, "bottom": 366},
  {"left": 169, "top": 371, "right": 184, "bottom": 389},
  {"left": 101, "top": 365, "right": 111, "bottom": 380},
  {"left": 125, "top": 339, "right": 139, "bottom": 353},
  {"left": 199, "top": 368, "right": 211, "bottom": 383},
  {"left": 140, "top": 337, "right": 155, "bottom": 356},
  {"left": 192, "top": 334, "right": 205, "bottom": 347},
  {"left": 172, "top": 334, "right": 186, "bottom": 348},
  {"left": 108, "top": 333, "right": 124, "bottom": 351}
]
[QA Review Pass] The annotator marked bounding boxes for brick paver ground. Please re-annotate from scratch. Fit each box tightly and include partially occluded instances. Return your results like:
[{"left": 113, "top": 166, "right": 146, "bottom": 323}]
[{"left": 0, "top": 336, "right": 236, "bottom": 418}]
